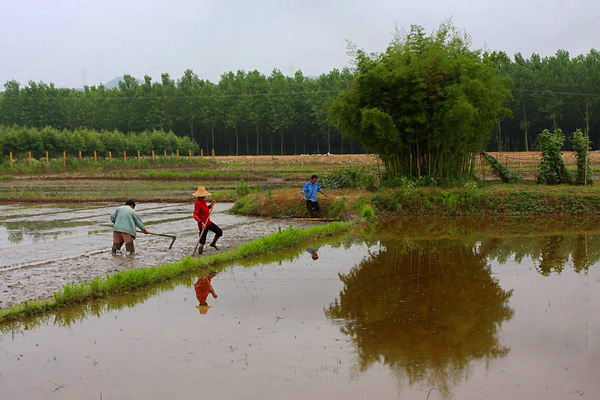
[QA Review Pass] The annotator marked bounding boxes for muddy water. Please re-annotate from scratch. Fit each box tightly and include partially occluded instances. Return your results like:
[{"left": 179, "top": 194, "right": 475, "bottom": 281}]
[
  {"left": 1, "top": 217, "right": 600, "bottom": 399},
  {"left": 0, "top": 202, "right": 313, "bottom": 308}
]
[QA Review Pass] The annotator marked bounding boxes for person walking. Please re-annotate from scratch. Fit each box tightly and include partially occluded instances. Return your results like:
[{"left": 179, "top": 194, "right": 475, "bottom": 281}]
[
  {"left": 193, "top": 186, "right": 223, "bottom": 255},
  {"left": 110, "top": 200, "right": 148, "bottom": 254},
  {"left": 301, "top": 175, "right": 328, "bottom": 217}
]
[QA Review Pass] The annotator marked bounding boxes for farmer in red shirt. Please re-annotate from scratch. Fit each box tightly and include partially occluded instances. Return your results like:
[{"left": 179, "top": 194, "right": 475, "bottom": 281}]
[{"left": 192, "top": 186, "right": 223, "bottom": 255}]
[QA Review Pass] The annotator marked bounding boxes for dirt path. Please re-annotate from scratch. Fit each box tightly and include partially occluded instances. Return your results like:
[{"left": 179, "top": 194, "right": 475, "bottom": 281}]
[{"left": 0, "top": 202, "right": 316, "bottom": 309}]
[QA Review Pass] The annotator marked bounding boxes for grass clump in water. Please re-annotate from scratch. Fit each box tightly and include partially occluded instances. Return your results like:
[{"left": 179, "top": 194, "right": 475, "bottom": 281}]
[{"left": 0, "top": 221, "right": 352, "bottom": 323}]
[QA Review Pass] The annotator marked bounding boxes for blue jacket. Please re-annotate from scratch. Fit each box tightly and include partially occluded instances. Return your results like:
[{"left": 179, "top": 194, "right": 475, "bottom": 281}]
[{"left": 302, "top": 181, "right": 321, "bottom": 202}]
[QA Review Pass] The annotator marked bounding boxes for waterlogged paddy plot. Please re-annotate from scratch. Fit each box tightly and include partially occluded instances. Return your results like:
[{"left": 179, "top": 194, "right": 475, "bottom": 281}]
[
  {"left": 1, "top": 218, "right": 600, "bottom": 399},
  {"left": 0, "top": 202, "right": 307, "bottom": 308}
]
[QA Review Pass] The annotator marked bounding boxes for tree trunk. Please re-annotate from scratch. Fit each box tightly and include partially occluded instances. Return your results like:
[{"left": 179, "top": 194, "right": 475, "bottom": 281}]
[
  {"left": 245, "top": 129, "right": 250, "bottom": 155},
  {"left": 340, "top": 132, "right": 344, "bottom": 154},
  {"left": 523, "top": 110, "right": 529, "bottom": 152},
  {"left": 327, "top": 126, "right": 331, "bottom": 154},
  {"left": 255, "top": 123, "right": 260, "bottom": 155},
  {"left": 280, "top": 128, "right": 284, "bottom": 155},
  {"left": 211, "top": 121, "right": 215, "bottom": 154},
  {"left": 303, "top": 132, "right": 306, "bottom": 154},
  {"left": 497, "top": 120, "right": 502, "bottom": 152},
  {"left": 316, "top": 137, "right": 320, "bottom": 154},
  {"left": 235, "top": 125, "right": 239, "bottom": 156}
]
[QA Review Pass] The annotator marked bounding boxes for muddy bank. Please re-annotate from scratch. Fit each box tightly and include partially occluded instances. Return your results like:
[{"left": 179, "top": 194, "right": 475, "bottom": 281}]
[
  {"left": 0, "top": 202, "right": 317, "bottom": 309},
  {"left": 231, "top": 185, "right": 600, "bottom": 219}
]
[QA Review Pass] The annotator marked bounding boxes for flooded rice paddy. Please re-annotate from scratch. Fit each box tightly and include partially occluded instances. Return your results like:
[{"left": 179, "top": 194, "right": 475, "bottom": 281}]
[
  {"left": 0, "top": 202, "right": 312, "bottom": 308},
  {"left": 1, "top": 215, "right": 600, "bottom": 399}
]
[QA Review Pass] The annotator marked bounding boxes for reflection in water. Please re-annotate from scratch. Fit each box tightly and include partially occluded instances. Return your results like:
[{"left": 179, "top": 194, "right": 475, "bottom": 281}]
[
  {"left": 307, "top": 247, "right": 320, "bottom": 260},
  {"left": 480, "top": 232, "right": 600, "bottom": 275},
  {"left": 194, "top": 272, "right": 218, "bottom": 315},
  {"left": 326, "top": 239, "right": 513, "bottom": 397}
]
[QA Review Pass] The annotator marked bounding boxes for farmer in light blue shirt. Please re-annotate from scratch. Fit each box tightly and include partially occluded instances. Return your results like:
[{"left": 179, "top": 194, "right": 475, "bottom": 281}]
[
  {"left": 301, "top": 175, "right": 328, "bottom": 218},
  {"left": 110, "top": 200, "right": 148, "bottom": 254}
]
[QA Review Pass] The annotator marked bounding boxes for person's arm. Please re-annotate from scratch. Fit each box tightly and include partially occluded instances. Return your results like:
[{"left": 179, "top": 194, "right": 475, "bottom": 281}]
[
  {"left": 318, "top": 183, "right": 328, "bottom": 197},
  {"left": 133, "top": 212, "right": 148, "bottom": 234},
  {"left": 110, "top": 208, "right": 117, "bottom": 224},
  {"left": 210, "top": 284, "right": 218, "bottom": 298},
  {"left": 208, "top": 199, "right": 216, "bottom": 209}
]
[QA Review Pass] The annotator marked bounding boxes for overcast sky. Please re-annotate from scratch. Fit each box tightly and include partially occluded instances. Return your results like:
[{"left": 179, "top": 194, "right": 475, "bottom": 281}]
[{"left": 1, "top": 0, "right": 598, "bottom": 88}]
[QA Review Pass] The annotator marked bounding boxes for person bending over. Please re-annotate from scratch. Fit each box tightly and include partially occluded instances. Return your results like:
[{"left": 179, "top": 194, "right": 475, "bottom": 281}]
[{"left": 110, "top": 199, "right": 148, "bottom": 254}]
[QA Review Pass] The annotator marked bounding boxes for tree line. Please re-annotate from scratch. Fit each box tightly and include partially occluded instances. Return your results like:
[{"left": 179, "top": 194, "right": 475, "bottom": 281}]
[
  {"left": 0, "top": 126, "right": 197, "bottom": 158},
  {"left": 492, "top": 49, "right": 600, "bottom": 151},
  {"left": 0, "top": 69, "right": 364, "bottom": 156},
  {"left": 0, "top": 48, "right": 599, "bottom": 155}
]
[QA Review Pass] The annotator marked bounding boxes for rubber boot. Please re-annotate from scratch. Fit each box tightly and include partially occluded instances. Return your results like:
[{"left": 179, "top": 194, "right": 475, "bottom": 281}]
[
  {"left": 112, "top": 242, "right": 123, "bottom": 254},
  {"left": 209, "top": 236, "right": 221, "bottom": 250},
  {"left": 196, "top": 244, "right": 204, "bottom": 255},
  {"left": 125, "top": 242, "right": 135, "bottom": 254}
]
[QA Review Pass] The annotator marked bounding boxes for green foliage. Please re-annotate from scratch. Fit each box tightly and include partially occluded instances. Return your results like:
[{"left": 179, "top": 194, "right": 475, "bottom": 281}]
[
  {"left": 481, "top": 152, "right": 523, "bottom": 183},
  {"left": 327, "top": 22, "right": 511, "bottom": 179},
  {"left": 537, "top": 128, "right": 572, "bottom": 184},
  {"left": 320, "top": 168, "right": 376, "bottom": 189},
  {"left": 0, "top": 68, "right": 357, "bottom": 157},
  {"left": 236, "top": 182, "right": 250, "bottom": 197},
  {"left": 0, "top": 125, "right": 198, "bottom": 159},
  {"left": 360, "top": 204, "right": 376, "bottom": 221},
  {"left": 571, "top": 129, "right": 593, "bottom": 185},
  {"left": 324, "top": 198, "right": 348, "bottom": 219}
]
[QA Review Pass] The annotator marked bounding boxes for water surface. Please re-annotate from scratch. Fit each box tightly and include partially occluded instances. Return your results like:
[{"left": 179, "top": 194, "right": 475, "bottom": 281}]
[{"left": 1, "top": 216, "right": 599, "bottom": 399}]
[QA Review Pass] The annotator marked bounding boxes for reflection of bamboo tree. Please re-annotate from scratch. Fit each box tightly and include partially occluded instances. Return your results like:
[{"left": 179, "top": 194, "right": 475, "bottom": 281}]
[
  {"left": 326, "top": 240, "right": 513, "bottom": 398},
  {"left": 537, "top": 236, "right": 568, "bottom": 275}
]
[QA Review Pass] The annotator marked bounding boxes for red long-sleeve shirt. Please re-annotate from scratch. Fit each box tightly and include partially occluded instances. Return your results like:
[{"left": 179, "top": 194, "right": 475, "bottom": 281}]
[
  {"left": 194, "top": 276, "right": 213, "bottom": 303},
  {"left": 193, "top": 198, "right": 212, "bottom": 229}
]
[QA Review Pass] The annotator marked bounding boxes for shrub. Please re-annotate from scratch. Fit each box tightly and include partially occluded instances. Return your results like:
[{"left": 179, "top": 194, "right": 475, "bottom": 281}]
[
  {"left": 571, "top": 129, "right": 592, "bottom": 185},
  {"left": 537, "top": 128, "right": 572, "bottom": 184},
  {"left": 481, "top": 152, "right": 523, "bottom": 183},
  {"left": 320, "top": 168, "right": 376, "bottom": 189},
  {"left": 236, "top": 182, "right": 250, "bottom": 197}
]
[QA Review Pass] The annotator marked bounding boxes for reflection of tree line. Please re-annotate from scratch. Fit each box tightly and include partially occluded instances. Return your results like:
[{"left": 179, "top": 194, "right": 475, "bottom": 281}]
[
  {"left": 1, "top": 219, "right": 92, "bottom": 244},
  {"left": 326, "top": 239, "right": 513, "bottom": 397},
  {"left": 480, "top": 233, "right": 600, "bottom": 275}
]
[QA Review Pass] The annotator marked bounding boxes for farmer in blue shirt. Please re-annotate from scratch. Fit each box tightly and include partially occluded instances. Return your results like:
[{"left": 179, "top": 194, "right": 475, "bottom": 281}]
[{"left": 301, "top": 175, "right": 328, "bottom": 217}]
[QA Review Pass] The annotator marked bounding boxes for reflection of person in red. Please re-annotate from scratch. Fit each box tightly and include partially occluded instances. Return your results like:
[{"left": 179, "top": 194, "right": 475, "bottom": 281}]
[{"left": 194, "top": 273, "right": 218, "bottom": 314}]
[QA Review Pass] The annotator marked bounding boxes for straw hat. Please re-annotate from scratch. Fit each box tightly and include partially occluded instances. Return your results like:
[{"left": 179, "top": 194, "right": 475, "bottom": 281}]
[
  {"left": 196, "top": 305, "right": 212, "bottom": 315},
  {"left": 192, "top": 186, "right": 211, "bottom": 197}
]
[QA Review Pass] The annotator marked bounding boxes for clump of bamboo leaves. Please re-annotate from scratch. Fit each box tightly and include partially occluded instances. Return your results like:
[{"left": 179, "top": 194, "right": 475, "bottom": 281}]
[
  {"left": 571, "top": 129, "right": 592, "bottom": 185},
  {"left": 481, "top": 152, "right": 523, "bottom": 183},
  {"left": 537, "top": 128, "right": 572, "bottom": 184},
  {"left": 327, "top": 22, "right": 511, "bottom": 180}
]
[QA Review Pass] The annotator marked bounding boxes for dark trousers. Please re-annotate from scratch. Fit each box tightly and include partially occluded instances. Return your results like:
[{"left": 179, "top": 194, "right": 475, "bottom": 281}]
[
  {"left": 306, "top": 200, "right": 320, "bottom": 217},
  {"left": 199, "top": 222, "right": 223, "bottom": 245}
]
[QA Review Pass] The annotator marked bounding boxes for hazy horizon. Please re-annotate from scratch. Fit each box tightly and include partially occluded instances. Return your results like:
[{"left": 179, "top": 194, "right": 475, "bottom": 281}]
[{"left": 1, "top": 0, "right": 598, "bottom": 88}]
